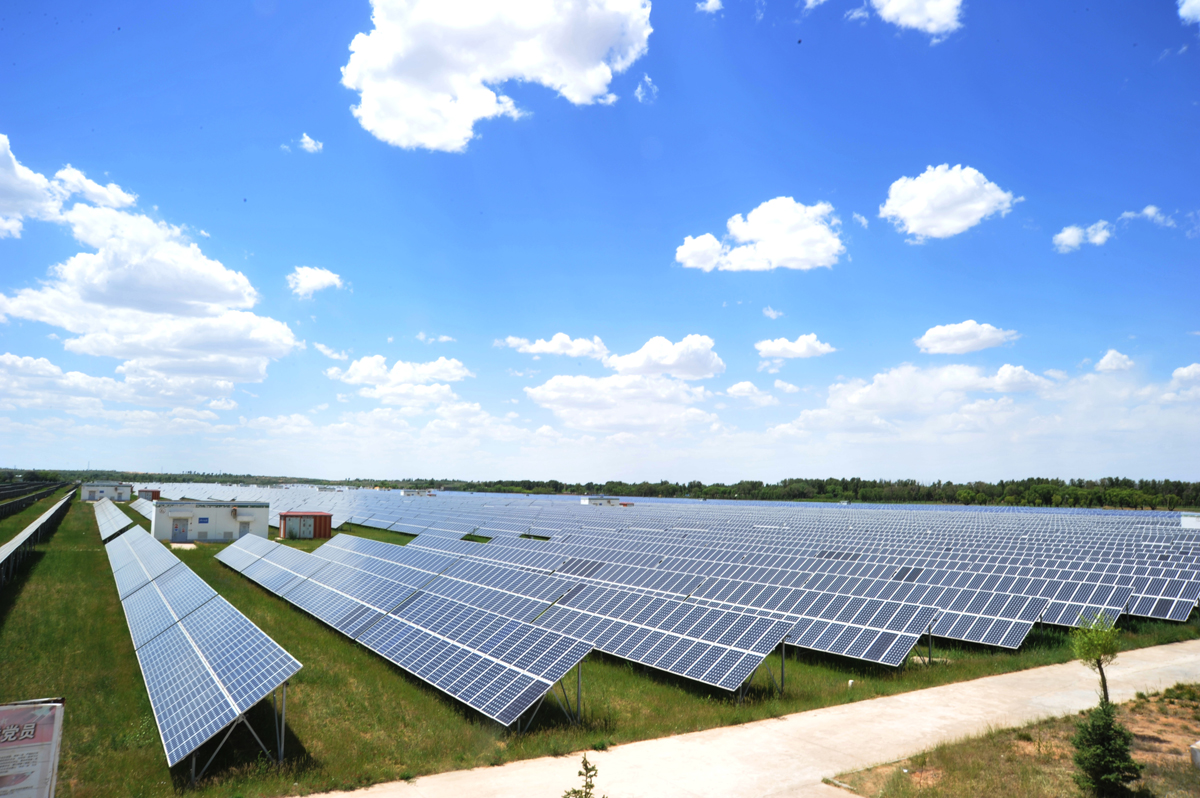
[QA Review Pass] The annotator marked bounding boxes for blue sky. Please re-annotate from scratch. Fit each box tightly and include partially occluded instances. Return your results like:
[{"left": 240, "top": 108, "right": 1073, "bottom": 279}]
[{"left": 1, "top": 0, "right": 1198, "bottom": 481}]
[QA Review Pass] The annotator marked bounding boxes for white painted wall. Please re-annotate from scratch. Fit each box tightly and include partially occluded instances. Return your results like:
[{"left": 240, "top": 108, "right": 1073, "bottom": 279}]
[{"left": 150, "top": 501, "right": 270, "bottom": 542}]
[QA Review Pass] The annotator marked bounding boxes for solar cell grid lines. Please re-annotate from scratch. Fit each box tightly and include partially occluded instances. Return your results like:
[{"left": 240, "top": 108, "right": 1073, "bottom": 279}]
[
  {"left": 93, "top": 497, "right": 135, "bottom": 542},
  {"left": 104, "top": 529, "right": 301, "bottom": 768},
  {"left": 216, "top": 534, "right": 593, "bottom": 727}
]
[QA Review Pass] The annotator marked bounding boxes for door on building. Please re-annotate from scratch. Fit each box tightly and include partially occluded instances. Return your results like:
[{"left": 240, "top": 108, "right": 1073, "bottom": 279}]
[
  {"left": 238, "top": 521, "right": 250, "bottom": 538},
  {"left": 300, "top": 517, "right": 314, "bottom": 539},
  {"left": 87, "top": 490, "right": 96, "bottom": 501},
  {"left": 171, "top": 518, "right": 189, "bottom": 543}
]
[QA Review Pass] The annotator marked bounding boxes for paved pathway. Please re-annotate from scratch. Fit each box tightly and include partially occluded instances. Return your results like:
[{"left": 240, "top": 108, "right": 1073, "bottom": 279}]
[{"left": 305, "top": 639, "right": 1200, "bottom": 798}]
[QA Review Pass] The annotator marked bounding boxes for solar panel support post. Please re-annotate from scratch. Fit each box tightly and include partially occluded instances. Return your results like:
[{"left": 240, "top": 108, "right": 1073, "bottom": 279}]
[
  {"left": 576, "top": 659, "right": 583, "bottom": 724},
  {"left": 517, "top": 693, "right": 548, "bottom": 734},
  {"left": 780, "top": 637, "right": 786, "bottom": 694}
]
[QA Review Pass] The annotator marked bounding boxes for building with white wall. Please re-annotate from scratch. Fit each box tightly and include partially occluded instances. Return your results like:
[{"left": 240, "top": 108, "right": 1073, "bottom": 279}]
[
  {"left": 581, "top": 495, "right": 622, "bottom": 506},
  {"left": 82, "top": 481, "right": 132, "bottom": 502},
  {"left": 150, "top": 500, "right": 269, "bottom": 543}
]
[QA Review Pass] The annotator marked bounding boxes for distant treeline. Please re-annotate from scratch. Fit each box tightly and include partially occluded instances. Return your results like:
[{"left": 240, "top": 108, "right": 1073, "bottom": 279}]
[
  {"left": 26, "top": 470, "right": 1200, "bottom": 510},
  {"left": 428, "top": 477, "right": 1199, "bottom": 511}
]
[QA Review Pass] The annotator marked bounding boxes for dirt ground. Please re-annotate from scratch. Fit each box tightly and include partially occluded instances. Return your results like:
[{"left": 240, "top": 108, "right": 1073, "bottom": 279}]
[{"left": 836, "top": 683, "right": 1200, "bottom": 797}]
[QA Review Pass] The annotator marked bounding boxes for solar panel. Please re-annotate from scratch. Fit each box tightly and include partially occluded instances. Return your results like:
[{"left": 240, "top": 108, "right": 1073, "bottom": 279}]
[{"left": 105, "top": 529, "right": 301, "bottom": 768}]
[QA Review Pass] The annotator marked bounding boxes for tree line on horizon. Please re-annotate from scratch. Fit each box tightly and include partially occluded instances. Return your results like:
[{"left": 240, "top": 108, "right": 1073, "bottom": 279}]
[{"left": 25, "top": 469, "right": 1200, "bottom": 510}]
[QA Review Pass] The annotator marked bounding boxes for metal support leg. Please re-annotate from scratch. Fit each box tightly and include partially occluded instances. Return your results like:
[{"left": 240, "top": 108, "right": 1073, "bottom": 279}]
[
  {"left": 576, "top": 660, "right": 582, "bottom": 724},
  {"left": 280, "top": 681, "right": 287, "bottom": 763},
  {"left": 780, "top": 639, "right": 785, "bottom": 694},
  {"left": 519, "top": 693, "right": 547, "bottom": 734},
  {"left": 191, "top": 753, "right": 196, "bottom": 787}
]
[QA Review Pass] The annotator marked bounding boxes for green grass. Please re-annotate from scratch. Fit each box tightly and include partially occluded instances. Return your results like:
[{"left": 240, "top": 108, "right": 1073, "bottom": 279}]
[
  {"left": 1, "top": 507, "right": 1197, "bottom": 796},
  {"left": 837, "top": 684, "right": 1200, "bottom": 797},
  {"left": 0, "top": 486, "right": 71, "bottom": 546}
]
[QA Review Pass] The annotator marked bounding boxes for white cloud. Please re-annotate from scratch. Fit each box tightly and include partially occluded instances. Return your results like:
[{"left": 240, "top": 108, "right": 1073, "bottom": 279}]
[
  {"left": 1180, "top": 0, "right": 1200, "bottom": 25},
  {"left": 845, "top": 4, "right": 870, "bottom": 22},
  {"left": 525, "top": 373, "right": 715, "bottom": 433},
  {"left": 775, "top": 379, "right": 800, "bottom": 393},
  {"left": 852, "top": 212, "right": 868, "bottom": 228},
  {"left": 0, "top": 136, "right": 59, "bottom": 237},
  {"left": 287, "top": 266, "right": 343, "bottom": 299},
  {"left": 209, "top": 397, "right": 238, "bottom": 411},
  {"left": 1173, "top": 363, "right": 1200, "bottom": 383},
  {"left": 914, "top": 320, "right": 1019, "bottom": 354},
  {"left": 754, "top": 333, "right": 836, "bottom": 360},
  {"left": 299, "top": 133, "right": 323, "bottom": 153},
  {"left": 604, "top": 334, "right": 725, "bottom": 379},
  {"left": 53, "top": 166, "right": 137, "bottom": 209},
  {"left": 325, "top": 354, "right": 473, "bottom": 407},
  {"left": 315, "top": 342, "right": 349, "bottom": 360},
  {"left": 762, "top": 306, "right": 784, "bottom": 320},
  {"left": 417, "top": 331, "right": 456, "bottom": 343},
  {"left": 1119, "top": 205, "right": 1175, "bottom": 228},
  {"left": 869, "top": 0, "right": 963, "bottom": 39},
  {"left": 696, "top": 0, "right": 722, "bottom": 11},
  {"left": 499, "top": 333, "right": 609, "bottom": 359},
  {"left": 634, "top": 74, "right": 658, "bottom": 104},
  {"left": 727, "top": 381, "right": 778, "bottom": 407},
  {"left": 1053, "top": 220, "right": 1113, "bottom": 253},
  {"left": 341, "top": 0, "right": 652, "bottom": 152},
  {"left": 879, "top": 164, "right": 1017, "bottom": 242},
  {"left": 1095, "top": 349, "right": 1134, "bottom": 372},
  {"left": 0, "top": 199, "right": 297, "bottom": 405},
  {"left": 676, "top": 197, "right": 845, "bottom": 272}
]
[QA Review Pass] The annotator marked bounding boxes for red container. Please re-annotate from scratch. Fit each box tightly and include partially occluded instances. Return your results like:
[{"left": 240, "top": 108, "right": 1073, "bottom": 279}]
[
  {"left": 279, "top": 511, "right": 332, "bottom": 539},
  {"left": 138, "top": 489, "right": 160, "bottom": 500}
]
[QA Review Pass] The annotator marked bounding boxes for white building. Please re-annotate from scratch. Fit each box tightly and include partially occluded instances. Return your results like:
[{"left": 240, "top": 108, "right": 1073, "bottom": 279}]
[
  {"left": 150, "top": 500, "right": 270, "bottom": 543},
  {"left": 399, "top": 489, "right": 434, "bottom": 497},
  {"left": 580, "top": 495, "right": 622, "bottom": 506},
  {"left": 82, "top": 481, "right": 132, "bottom": 502}
]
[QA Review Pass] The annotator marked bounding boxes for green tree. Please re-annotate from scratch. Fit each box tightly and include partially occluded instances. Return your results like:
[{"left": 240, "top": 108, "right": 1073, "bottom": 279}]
[
  {"left": 563, "top": 754, "right": 606, "bottom": 798},
  {"left": 1071, "top": 700, "right": 1142, "bottom": 796},
  {"left": 1071, "top": 612, "right": 1121, "bottom": 703}
]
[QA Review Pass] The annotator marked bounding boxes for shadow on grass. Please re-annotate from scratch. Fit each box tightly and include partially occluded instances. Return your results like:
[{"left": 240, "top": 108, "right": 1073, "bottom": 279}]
[
  {"left": 173, "top": 697, "right": 317, "bottom": 790},
  {"left": 0, "top": 550, "right": 45, "bottom": 628}
]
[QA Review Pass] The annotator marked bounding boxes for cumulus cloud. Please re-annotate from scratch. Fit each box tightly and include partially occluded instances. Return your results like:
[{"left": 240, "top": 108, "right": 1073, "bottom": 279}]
[
  {"left": 315, "top": 342, "right": 349, "bottom": 360},
  {"left": 696, "top": 0, "right": 722, "bottom": 11},
  {"left": 754, "top": 333, "right": 836, "bottom": 360},
  {"left": 727, "top": 381, "right": 778, "bottom": 407},
  {"left": 299, "top": 133, "right": 323, "bottom": 153},
  {"left": 775, "top": 379, "right": 800, "bottom": 393},
  {"left": 340, "top": 0, "right": 653, "bottom": 152},
  {"left": 914, "top": 320, "right": 1019, "bottom": 354},
  {"left": 1120, "top": 205, "right": 1175, "bottom": 228},
  {"left": 1096, "top": 349, "right": 1134, "bottom": 372},
  {"left": 1181, "top": 0, "right": 1200, "bottom": 25},
  {"left": 53, "top": 166, "right": 137, "bottom": 209},
  {"left": 209, "top": 397, "right": 238, "bottom": 411},
  {"left": 762, "top": 306, "right": 784, "bottom": 320},
  {"left": 869, "top": 0, "right": 962, "bottom": 39},
  {"left": 852, "top": 212, "right": 868, "bottom": 228},
  {"left": 879, "top": 164, "right": 1018, "bottom": 242},
  {"left": 1053, "top": 220, "right": 1113, "bottom": 253},
  {"left": 0, "top": 147, "right": 298, "bottom": 408},
  {"left": 634, "top": 74, "right": 658, "bottom": 103},
  {"left": 604, "top": 334, "right": 726, "bottom": 379},
  {"left": 525, "top": 373, "right": 715, "bottom": 433},
  {"left": 499, "top": 333, "right": 609, "bottom": 359},
  {"left": 676, "top": 197, "right": 845, "bottom": 272},
  {"left": 325, "top": 354, "right": 473, "bottom": 407},
  {"left": 287, "top": 266, "right": 343, "bottom": 299}
]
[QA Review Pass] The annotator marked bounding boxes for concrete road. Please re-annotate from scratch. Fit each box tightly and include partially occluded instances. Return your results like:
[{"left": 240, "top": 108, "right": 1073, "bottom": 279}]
[{"left": 303, "top": 639, "right": 1200, "bottom": 798}]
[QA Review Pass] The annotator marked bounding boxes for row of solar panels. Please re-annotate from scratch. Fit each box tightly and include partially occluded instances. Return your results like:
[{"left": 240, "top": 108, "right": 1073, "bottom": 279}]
[
  {"left": 130, "top": 496, "right": 155, "bottom": 520},
  {"left": 0, "top": 490, "right": 74, "bottom": 587},
  {"left": 95, "top": 497, "right": 137, "bottom": 542},
  {"left": 216, "top": 534, "right": 594, "bottom": 725},
  {"left": 104, "top": 527, "right": 301, "bottom": 767}
]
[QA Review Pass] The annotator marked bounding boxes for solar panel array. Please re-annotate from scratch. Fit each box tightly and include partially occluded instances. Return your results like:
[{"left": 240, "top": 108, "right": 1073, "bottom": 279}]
[
  {"left": 0, "top": 490, "right": 74, "bottom": 588},
  {"left": 94, "top": 497, "right": 136, "bottom": 541},
  {"left": 147, "top": 483, "right": 1200, "bottom": 671},
  {"left": 129, "top": 497, "right": 155, "bottom": 520},
  {"left": 105, "top": 528, "right": 301, "bottom": 766},
  {"left": 217, "top": 534, "right": 592, "bottom": 726}
]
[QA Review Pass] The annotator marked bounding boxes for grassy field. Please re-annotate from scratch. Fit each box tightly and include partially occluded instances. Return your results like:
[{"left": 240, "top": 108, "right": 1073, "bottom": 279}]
[
  {"left": 0, "top": 504, "right": 1197, "bottom": 797},
  {"left": 835, "top": 684, "right": 1200, "bottom": 797},
  {"left": 0, "top": 485, "right": 71, "bottom": 546}
]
